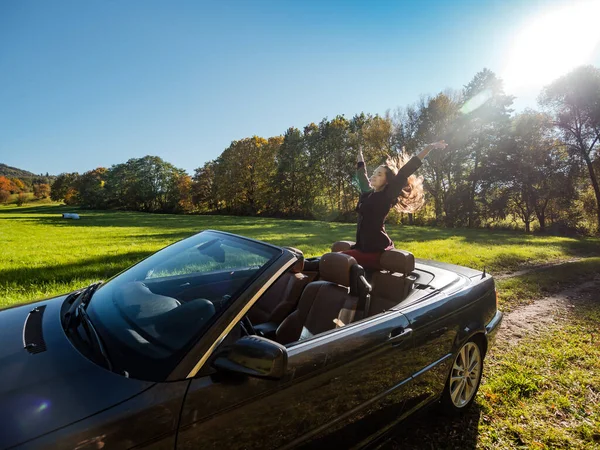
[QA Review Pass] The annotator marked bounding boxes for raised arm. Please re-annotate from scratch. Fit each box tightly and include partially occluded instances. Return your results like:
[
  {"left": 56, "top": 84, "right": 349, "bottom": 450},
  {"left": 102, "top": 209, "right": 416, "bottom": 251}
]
[
  {"left": 355, "top": 147, "right": 372, "bottom": 193},
  {"left": 387, "top": 141, "right": 447, "bottom": 199},
  {"left": 416, "top": 140, "right": 447, "bottom": 161}
]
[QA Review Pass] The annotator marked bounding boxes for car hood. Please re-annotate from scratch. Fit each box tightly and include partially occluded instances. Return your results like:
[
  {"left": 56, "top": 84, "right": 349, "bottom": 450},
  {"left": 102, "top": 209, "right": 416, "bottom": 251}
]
[{"left": 0, "top": 296, "right": 154, "bottom": 449}]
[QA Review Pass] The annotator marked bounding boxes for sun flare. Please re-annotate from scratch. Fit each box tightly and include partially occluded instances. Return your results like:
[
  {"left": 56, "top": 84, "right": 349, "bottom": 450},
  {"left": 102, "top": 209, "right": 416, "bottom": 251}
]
[{"left": 502, "top": 1, "right": 600, "bottom": 94}]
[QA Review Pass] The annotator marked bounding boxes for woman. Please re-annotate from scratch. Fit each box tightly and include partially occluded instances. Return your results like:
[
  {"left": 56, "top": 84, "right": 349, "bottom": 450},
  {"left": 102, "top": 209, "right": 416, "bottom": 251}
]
[{"left": 342, "top": 141, "right": 448, "bottom": 270}]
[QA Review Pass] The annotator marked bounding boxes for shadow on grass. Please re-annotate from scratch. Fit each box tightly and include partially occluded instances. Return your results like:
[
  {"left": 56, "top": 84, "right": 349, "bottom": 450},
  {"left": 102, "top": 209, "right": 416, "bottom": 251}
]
[
  {"left": 0, "top": 250, "right": 153, "bottom": 286},
  {"left": 381, "top": 402, "right": 483, "bottom": 450},
  {"left": 4, "top": 206, "right": 600, "bottom": 263}
]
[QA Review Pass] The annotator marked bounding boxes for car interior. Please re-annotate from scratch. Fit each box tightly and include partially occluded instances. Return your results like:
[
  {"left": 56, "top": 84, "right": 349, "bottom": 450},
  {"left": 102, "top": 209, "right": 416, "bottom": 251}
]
[
  {"left": 249, "top": 241, "right": 419, "bottom": 345},
  {"left": 117, "top": 239, "right": 427, "bottom": 350}
]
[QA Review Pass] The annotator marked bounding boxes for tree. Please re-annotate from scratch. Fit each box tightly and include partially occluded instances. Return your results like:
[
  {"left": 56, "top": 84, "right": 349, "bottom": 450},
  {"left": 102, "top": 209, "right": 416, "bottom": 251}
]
[
  {"left": 459, "top": 69, "right": 514, "bottom": 227},
  {"left": 11, "top": 178, "right": 25, "bottom": 192},
  {"left": 51, "top": 173, "right": 80, "bottom": 202},
  {"left": 175, "top": 174, "right": 193, "bottom": 213},
  {"left": 316, "top": 116, "right": 353, "bottom": 214},
  {"left": 33, "top": 183, "right": 51, "bottom": 199},
  {"left": 16, "top": 192, "right": 27, "bottom": 206},
  {"left": 64, "top": 187, "right": 79, "bottom": 205},
  {"left": 540, "top": 65, "right": 600, "bottom": 233},
  {"left": 0, "top": 190, "right": 10, "bottom": 204},
  {"left": 412, "top": 93, "right": 461, "bottom": 225},
  {"left": 191, "top": 161, "right": 217, "bottom": 212},
  {"left": 76, "top": 168, "right": 108, "bottom": 208},
  {"left": 0, "top": 176, "right": 15, "bottom": 193},
  {"left": 274, "top": 127, "right": 312, "bottom": 216}
]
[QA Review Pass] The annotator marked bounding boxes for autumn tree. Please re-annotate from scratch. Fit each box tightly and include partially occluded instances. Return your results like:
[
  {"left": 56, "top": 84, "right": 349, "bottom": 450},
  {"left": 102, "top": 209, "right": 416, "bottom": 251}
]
[
  {"left": 33, "top": 183, "right": 51, "bottom": 199},
  {"left": 0, "top": 176, "right": 15, "bottom": 193},
  {"left": 76, "top": 168, "right": 108, "bottom": 208},
  {"left": 0, "top": 190, "right": 10, "bottom": 204},
  {"left": 540, "top": 65, "right": 600, "bottom": 233},
  {"left": 11, "top": 178, "right": 25, "bottom": 193},
  {"left": 175, "top": 174, "right": 193, "bottom": 213},
  {"left": 191, "top": 161, "right": 217, "bottom": 212},
  {"left": 51, "top": 173, "right": 80, "bottom": 202}
]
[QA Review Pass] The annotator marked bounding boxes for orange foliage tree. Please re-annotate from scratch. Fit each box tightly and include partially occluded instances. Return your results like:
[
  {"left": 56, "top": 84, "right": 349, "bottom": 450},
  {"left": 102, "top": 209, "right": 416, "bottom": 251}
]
[{"left": 0, "top": 176, "right": 15, "bottom": 193}]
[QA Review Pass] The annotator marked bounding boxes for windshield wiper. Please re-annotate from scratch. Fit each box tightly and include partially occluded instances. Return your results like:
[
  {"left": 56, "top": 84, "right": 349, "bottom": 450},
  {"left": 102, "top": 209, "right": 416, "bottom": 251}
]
[
  {"left": 76, "top": 303, "right": 114, "bottom": 372},
  {"left": 80, "top": 280, "right": 103, "bottom": 307},
  {"left": 64, "top": 281, "right": 103, "bottom": 329}
]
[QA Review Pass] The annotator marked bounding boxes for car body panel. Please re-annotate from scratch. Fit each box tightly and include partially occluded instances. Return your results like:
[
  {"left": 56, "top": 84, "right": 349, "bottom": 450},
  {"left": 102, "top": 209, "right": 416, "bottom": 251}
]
[
  {"left": 177, "top": 311, "right": 414, "bottom": 450},
  {"left": 19, "top": 381, "right": 188, "bottom": 450},
  {"left": 0, "top": 297, "right": 154, "bottom": 449}
]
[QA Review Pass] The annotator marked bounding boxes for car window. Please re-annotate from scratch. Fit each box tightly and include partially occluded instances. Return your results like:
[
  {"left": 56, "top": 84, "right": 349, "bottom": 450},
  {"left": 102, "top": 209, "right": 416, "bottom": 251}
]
[
  {"left": 82, "top": 231, "right": 281, "bottom": 381},
  {"left": 146, "top": 242, "right": 269, "bottom": 279}
]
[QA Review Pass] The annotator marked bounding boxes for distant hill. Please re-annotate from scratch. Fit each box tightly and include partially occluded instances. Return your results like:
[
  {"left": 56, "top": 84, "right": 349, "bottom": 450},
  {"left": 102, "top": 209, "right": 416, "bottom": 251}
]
[
  {"left": 0, "top": 163, "right": 43, "bottom": 178},
  {"left": 0, "top": 164, "right": 55, "bottom": 186}
]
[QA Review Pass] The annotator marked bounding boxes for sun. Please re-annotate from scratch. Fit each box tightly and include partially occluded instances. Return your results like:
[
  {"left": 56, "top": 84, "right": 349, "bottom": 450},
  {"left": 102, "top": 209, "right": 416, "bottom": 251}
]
[{"left": 502, "top": 1, "right": 600, "bottom": 94}]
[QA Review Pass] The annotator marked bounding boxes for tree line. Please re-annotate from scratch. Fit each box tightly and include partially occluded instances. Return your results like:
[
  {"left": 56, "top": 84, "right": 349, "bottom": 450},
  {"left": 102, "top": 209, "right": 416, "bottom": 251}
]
[
  {"left": 0, "top": 174, "right": 53, "bottom": 205},
  {"left": 46, "top": 66, "right": 600, "bottom": 234}
]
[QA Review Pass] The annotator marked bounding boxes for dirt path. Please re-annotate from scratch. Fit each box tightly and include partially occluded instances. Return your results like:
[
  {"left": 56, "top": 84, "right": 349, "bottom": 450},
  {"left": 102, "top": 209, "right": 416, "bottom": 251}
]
[{"left": 497, "top": 275, "right": 600, "bottom": 347}]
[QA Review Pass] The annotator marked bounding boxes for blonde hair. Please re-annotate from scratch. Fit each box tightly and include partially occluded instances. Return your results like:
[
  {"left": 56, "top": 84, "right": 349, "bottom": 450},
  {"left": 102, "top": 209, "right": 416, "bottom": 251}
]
[{"left": 382, "top": 152, "right": 425, "bottom": 214}]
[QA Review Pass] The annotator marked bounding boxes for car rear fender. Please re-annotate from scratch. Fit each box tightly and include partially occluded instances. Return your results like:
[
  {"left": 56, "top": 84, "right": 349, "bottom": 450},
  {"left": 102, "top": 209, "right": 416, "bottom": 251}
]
[
  {"left": 453, "top": 326, "right": 488, "bottom": 358},
  {"left": 450, "top": 282, "right": 497, "bottom": 359}
]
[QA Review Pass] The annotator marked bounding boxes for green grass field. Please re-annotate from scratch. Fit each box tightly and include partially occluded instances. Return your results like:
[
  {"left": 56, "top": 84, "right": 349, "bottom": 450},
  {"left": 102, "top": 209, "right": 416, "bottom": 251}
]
[
  {"left": 2, "top": 202, "right": 600, "bottom": 448},
  {"left": 2, "top": 203, "right": 600, "bottom": 308}
]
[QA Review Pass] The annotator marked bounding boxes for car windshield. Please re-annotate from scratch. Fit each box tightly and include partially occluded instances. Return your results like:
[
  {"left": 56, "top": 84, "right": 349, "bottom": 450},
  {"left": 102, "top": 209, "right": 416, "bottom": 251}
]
[{"left": 84, "top": 231, "right": 281, "bottom": 381}]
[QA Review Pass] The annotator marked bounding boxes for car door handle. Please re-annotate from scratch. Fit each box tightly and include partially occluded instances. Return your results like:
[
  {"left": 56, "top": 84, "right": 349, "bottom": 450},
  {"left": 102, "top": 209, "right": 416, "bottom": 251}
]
[{"left": 388, "top": 327, "right": 413, "bottom": 345}]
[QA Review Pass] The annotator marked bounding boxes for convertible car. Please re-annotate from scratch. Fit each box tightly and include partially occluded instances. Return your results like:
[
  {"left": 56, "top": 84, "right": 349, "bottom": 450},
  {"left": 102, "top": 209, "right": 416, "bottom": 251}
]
[{"left": 0, "top": 230, "right": 502, "bottom": 450}]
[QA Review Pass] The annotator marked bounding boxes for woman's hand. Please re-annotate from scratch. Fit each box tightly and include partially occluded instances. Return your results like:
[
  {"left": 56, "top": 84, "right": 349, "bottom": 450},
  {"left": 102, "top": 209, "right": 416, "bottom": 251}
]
[{"left": 417, "top": 140, "right": 448, "bottom": 160}]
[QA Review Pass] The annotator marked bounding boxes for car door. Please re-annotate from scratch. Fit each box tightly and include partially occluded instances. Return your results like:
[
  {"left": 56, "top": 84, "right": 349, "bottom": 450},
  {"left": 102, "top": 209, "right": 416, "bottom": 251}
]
[
  {"left": 396, "top": 291, "right": 471, "bottom": 415},
  {"left": 175, "top": 310, "right": 414, "bottom": 450}
]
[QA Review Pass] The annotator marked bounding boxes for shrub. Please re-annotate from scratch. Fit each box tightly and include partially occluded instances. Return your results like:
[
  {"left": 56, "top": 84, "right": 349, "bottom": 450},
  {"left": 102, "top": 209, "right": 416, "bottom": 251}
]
[
  {"left": 15, "top": 192, "right": 27, "bottom": 206},
  {"left": 0, "top": 190, "right": 9, "bottom": 204},
  {"left": 33, "top": 183, "right": 51, "bottom": 199}
]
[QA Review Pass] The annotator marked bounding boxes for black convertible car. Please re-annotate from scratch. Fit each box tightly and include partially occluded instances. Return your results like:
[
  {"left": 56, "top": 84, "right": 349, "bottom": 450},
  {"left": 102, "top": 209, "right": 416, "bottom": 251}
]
[{"left": 0, "top": 230, "right": 502, "bottom": 450}]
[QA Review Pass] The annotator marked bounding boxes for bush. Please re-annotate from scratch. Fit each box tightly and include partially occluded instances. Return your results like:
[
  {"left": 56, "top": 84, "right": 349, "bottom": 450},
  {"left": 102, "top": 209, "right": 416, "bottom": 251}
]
[
  {"left": 0, "top": 190, "right": 9, "bottom": 204},
  {"left": 15, "top": 192, "right": 27, "bottom": 206},
  {"left": 33, "top": 183, "right": 51, "bottom": 199}
]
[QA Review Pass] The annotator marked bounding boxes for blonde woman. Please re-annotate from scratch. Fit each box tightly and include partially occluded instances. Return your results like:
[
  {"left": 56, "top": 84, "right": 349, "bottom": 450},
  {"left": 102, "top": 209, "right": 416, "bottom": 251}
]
[{"left": 342, "top": 141, "right": 448, "bottom": 269}]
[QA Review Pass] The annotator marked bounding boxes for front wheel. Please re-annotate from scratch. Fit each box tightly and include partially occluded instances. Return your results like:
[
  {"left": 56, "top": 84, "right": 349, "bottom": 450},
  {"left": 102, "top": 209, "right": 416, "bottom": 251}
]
[{"left": 441, "top": 339, "right": 483, "bottom": 414}]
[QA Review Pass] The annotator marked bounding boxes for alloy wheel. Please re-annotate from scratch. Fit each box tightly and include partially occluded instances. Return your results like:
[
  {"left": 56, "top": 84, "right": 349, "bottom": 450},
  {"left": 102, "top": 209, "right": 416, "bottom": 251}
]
[{"left": 449, "top": 341, "right": 482, "bottom": 408}]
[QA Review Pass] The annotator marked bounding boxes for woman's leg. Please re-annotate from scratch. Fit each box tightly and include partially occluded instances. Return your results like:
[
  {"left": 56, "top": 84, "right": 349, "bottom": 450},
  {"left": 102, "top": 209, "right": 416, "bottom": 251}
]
[{"left": 341, "top": 249, "right": 382, "bottom": 271}]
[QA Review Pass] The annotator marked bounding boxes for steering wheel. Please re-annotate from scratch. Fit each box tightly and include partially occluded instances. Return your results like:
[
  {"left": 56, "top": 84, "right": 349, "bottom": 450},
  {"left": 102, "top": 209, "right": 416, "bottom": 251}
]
[{"left": 241, "top": 315, "right": 257, "bottom": 336}]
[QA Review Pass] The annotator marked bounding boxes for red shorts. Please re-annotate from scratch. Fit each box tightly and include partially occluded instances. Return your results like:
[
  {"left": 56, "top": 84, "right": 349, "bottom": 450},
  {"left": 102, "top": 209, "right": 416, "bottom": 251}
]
[{"left": 341, "top": 249, "right": 383, "bottom": 271}]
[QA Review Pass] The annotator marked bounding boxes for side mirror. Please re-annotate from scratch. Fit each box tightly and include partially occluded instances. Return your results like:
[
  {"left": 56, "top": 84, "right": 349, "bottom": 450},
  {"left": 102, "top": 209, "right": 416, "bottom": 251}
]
[{"left": 212, "top": 336, "right": 288, "bottom": 380}]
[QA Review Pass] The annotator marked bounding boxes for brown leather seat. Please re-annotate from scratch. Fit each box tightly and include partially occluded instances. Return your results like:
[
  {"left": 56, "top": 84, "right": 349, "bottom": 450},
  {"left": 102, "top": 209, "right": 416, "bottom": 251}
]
[
  {"left": 248, "top": 249, "right": 309, "bottom": 325},
  {"left": 331, "top": 240, "right": 355, "bottom": 252},
  {"left": 276, "top": 253, "right": 360, "bottom": 345},
  {"left": 369, "top": 249, "right": 416, "bottom": 316}
]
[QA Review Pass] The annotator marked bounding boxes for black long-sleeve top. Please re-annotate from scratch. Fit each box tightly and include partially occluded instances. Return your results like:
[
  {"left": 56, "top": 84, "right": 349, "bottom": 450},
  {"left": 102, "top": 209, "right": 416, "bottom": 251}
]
[{"left": 352, "top": 156, "right": 422, "bottom": 252}]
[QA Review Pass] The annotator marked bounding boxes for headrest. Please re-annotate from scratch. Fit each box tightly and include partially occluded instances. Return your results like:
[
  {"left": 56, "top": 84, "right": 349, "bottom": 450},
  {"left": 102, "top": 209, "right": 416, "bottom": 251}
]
[
  {"left": 379, "top": 249, "right": 415, "bottom": 274},
  {"left": 320, "top": 252, "right": 357, "bottom": 287},
  {"left": 285, "top": 247, "right": 304, "bottom": 273},
  {"left": 331, "top": 241, "right": 354, "bottom": 253}
]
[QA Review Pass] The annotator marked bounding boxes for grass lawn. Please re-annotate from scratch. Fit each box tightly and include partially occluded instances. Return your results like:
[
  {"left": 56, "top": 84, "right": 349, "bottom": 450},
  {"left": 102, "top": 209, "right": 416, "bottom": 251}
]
[
  {"left": 2, "top": 203, "right": 600, "bottom": 308},
  {"left": 478, "top": 299, "right": 600, "bottom": 448}
]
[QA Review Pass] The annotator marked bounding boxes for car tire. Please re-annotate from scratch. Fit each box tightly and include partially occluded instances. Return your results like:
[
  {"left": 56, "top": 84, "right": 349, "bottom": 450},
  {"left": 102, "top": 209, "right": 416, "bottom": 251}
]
[{"left": 440, "top": 338, "right": 484, "bottom": 415}]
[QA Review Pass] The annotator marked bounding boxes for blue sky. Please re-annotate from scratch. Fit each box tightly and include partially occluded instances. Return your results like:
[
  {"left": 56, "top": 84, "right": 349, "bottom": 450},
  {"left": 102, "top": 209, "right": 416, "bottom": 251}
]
[{"left": 1, "top": 0, "right": 599, "bottom": 176}]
